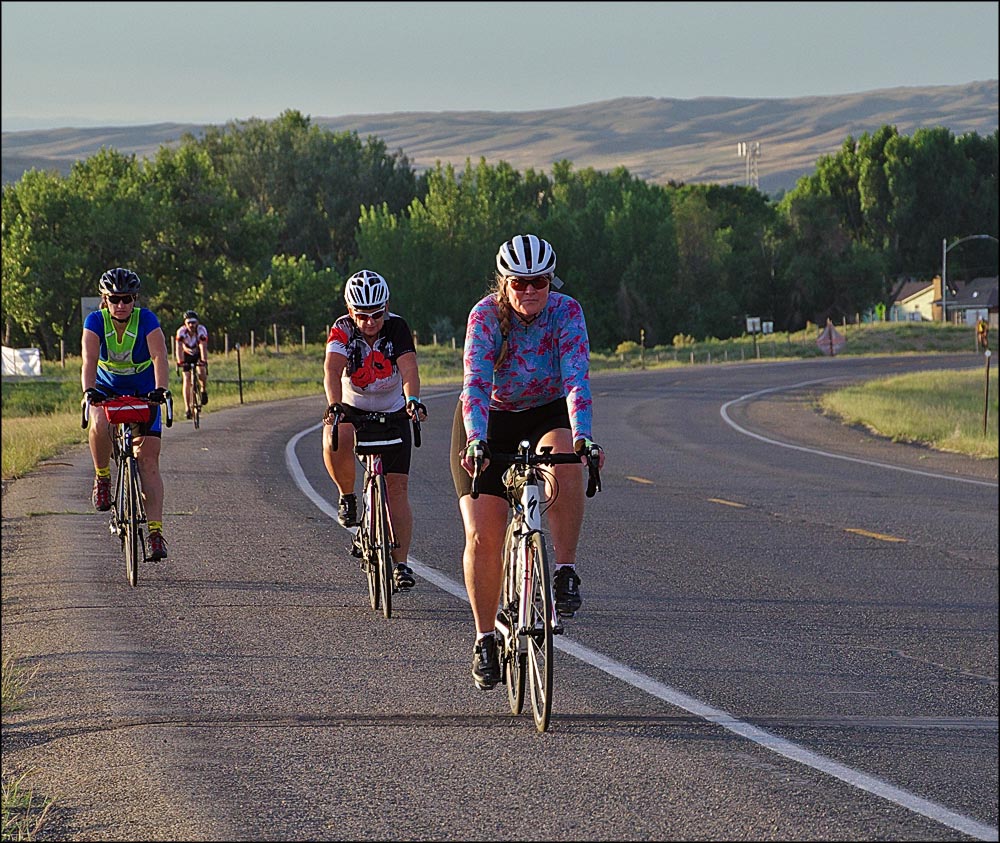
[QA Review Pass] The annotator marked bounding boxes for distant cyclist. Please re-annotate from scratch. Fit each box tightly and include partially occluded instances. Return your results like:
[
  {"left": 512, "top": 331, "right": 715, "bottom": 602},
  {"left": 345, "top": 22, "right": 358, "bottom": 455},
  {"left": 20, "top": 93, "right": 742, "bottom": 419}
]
[
  {"left": 81, "top": 268, "right": 172, "bottom": 560},
  {"left": 322, "top": 269, "right": 427, "bottom": 592},
  {"left": 175, "top": 309, "right": 209, "bottom": 419},
  {"left": 451, "top": 234, "right": 605, "bottom": 690}
]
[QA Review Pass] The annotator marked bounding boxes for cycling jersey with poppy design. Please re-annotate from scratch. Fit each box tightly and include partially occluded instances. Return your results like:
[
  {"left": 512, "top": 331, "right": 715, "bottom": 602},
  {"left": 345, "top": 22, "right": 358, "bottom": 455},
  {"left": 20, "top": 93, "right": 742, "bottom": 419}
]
[
  {"left": 461, "top": 292, "right": 594, "bottom": 444},
  {"left": 326, "top": 312, "right": 415, "bottom": 412},
  {"left": 175, "top": 322, "right": 208, "bottom": 355}
]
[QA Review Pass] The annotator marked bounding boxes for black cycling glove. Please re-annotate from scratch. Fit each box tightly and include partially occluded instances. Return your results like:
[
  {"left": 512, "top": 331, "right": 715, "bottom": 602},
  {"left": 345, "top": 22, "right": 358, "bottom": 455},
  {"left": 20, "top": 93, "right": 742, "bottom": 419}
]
[
  {"left": 146, "top": 387, "right": 168, "bottom": 404},
  {"left": 83, "top": 387, "right": 105, "bottom": 405}
]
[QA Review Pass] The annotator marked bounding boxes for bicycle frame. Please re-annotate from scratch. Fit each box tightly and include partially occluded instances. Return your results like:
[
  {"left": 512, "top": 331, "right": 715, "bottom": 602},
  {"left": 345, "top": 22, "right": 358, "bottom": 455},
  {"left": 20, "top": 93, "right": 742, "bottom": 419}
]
[
  {"left": 471, "top": 438, "right": 601, "bottom": 732},
  {"left": 330, "top": 405, "right": 421, "bottom": 619},
  {"left": 82, "top": 392, "right": 172, "bottom": 587},
  {"left": 356, "top": 450, "right": 397, "bottom": 618}
]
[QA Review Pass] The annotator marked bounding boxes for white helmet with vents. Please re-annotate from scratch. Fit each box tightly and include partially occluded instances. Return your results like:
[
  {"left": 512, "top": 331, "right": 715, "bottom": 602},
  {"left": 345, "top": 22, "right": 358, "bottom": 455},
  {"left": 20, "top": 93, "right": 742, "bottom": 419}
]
[
  {"left": 496, "top": 234, "right": 563, "bottom": 288},
  {"left": 344, "top": 269, "right": 390, "bottom": 309}
]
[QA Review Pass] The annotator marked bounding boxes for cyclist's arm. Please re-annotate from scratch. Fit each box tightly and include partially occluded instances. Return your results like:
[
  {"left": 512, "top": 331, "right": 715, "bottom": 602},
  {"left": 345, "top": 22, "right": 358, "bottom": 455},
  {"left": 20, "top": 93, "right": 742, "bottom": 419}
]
[
  {"left": 397, "top": 350, "right": 424, "bottom": 418},
  {"left": 198, "top": 328, "right": 209, "bottom": 366},
  {"left": 81, "top": 324, "right": 101, "bottom": 392},
  {"left": 324, "top": 349, "right": 348, "bottom": 414},
  {"left": 174, "top": 332, "right": 184, "bottom": 367},
  {"left": 558, "top": 298, "right": 595, "bottom": 447},
  {"left": 146, "top": 327, "right": 171, "bottom": 392}
]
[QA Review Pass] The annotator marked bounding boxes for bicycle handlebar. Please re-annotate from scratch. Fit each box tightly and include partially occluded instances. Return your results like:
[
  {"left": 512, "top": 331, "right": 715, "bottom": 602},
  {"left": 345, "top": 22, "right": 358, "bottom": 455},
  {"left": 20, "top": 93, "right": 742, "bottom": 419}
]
[
  {"left": 470, "top": 444, "right": 602, "bottom": 499},
  {"left": 81, "top": 391, "right": 173, "bottom": 429},
  {"left": 327, "top": 404, "right": 421, "bottom": 452}
]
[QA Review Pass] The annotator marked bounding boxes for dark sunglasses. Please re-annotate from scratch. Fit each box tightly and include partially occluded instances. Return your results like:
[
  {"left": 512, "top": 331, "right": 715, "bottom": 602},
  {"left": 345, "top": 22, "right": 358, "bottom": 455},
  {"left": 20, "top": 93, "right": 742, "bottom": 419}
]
[
  {"left": 106, "top": 294, "right": 136, "bottom": 305},
  {"left": 354, "top": 308, "right": 386, "bottom": 321},
  {"left": 507, "top": 275, "right": 551, "bottom": 291}
]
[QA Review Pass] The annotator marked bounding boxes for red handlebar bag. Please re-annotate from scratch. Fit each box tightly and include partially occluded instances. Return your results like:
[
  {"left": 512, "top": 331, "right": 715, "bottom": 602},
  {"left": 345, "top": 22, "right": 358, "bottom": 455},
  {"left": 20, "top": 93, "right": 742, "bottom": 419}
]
[{"left": 102, "top": 396, "right": 155, "bottom": 425}]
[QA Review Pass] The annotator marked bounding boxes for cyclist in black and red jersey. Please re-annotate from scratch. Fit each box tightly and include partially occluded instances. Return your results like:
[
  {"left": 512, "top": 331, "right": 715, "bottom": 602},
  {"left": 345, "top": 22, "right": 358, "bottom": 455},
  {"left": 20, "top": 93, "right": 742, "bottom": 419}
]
[
  {"left": 321, "top": 270, "right": 427, "bottom": 591},
  {"left": 175, "top": 310, "right": 209, "bottom": 419}
]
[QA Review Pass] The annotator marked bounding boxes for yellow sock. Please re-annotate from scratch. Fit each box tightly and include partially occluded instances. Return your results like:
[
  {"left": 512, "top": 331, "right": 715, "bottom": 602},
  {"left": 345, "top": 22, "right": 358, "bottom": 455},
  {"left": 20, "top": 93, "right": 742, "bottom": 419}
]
[
  {"left": 148, "top": 521, "right": 163, "bottom": 534},
  {"left": 96, "top": 466, "right": 111, "bottom": 478}
]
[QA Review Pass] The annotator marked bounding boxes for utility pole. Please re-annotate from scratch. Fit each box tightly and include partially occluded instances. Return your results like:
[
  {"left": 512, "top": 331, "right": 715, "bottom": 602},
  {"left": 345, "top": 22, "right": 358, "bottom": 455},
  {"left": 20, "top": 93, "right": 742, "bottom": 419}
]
[{"left": 737, "top": 141, "right": 761, "bottom": 189}]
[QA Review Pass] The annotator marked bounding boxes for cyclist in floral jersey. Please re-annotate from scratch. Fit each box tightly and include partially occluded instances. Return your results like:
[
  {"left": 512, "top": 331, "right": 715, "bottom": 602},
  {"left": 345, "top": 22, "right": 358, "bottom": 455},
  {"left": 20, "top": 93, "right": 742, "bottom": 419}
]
[
  {"left": 322, "top": 270, "right": 426, "bottom": 591},
  {"left": 450, "top": 234, "right": 605, "bottom": 690}
]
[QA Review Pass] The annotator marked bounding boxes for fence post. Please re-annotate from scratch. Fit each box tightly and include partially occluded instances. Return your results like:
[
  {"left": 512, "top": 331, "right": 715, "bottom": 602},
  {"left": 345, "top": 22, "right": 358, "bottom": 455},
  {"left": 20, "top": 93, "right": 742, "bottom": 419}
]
[
  {"left": 301, "top": 325, "right": 306, "bottom": 351},
  {"left": 60, "top": 339, "right": 65, "bottom": 368},
  {"left": 224, "top": 332, "right": 229, "bottom": 356},
  {"left": 273, "top": 323, "right": 279, "bottom": 353},
  {"left": 250, "top": 330, "right": 255, "bottom": 354}
]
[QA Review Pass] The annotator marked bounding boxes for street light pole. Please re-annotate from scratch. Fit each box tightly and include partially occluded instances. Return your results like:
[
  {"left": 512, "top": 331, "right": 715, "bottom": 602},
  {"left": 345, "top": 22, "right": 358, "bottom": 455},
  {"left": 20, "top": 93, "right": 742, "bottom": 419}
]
[{"left": 941, "top": 234, "right": 1000, "bottom": 324}]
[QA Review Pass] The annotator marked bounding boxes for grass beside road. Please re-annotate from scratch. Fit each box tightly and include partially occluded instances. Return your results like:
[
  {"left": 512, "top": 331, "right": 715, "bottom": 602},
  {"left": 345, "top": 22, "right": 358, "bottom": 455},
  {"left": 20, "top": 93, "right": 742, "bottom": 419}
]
[{"left": 820, "top": 366, "right": 998, "bottom": 459}]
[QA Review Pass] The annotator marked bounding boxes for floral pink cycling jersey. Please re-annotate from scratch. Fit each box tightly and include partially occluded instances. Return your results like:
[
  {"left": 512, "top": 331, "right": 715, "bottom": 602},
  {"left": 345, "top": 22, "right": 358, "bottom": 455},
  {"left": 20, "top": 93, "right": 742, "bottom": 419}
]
[{"left": 461, "top": 292, "right": 594, "bottom": 444}]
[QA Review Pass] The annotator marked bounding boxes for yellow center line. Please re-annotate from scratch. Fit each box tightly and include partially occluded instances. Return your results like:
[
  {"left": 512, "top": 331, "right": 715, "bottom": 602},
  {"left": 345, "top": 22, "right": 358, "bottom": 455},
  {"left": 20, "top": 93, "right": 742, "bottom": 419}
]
[
  {"left": 626, "top": 476, "right": 654, "bottom": 485},
  {"left": 707, "top": 498, "right": 746, "bottom": 508},
  {"left": 845, "top": 528, "right": 907, "bottom": 543}
]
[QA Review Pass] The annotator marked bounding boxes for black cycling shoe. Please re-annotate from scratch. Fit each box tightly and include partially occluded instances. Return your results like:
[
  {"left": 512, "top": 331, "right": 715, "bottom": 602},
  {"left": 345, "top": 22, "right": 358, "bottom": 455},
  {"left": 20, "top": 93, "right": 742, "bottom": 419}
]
[
  {"left": 393, "top": 563, "right": 415, "bottom": 591},
  {"left": 338, "top": 494, "right": 358, "bottom": 528},
  {"left": 472, "top": 635, "right": 501, "bottom": 690},
  {"left": 201, "top": 390, "right": 208, "bottom": 405},
  {"left": 554, "top": 566, "right": 582, "bottom": 617}
]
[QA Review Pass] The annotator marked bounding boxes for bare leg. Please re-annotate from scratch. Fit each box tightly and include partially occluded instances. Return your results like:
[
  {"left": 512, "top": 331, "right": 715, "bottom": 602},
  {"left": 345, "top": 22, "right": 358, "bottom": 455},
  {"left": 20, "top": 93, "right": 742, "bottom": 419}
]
[
  {"left": 322, "top": 422, "right": 357, "bottom": 496},
  {"left": 89, "top": 412, "right": 112, "bottom": 471},
  {"left": 134, "top": 435, "right": 163, "bottom": 523},
  {"left": 459, "top": 493, "right": 509, "bottom": 634},
  {"left": 538, "top": 428, "right": 584, "bottom": 567},
  {"left": 386, "top": 473, "right": 412, "bottom": 564}
]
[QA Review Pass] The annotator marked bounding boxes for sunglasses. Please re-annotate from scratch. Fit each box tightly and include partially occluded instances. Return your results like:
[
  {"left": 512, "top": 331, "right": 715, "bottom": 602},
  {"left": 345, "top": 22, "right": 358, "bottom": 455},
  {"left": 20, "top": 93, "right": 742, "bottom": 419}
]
[
  {"left": 353, "top": 308, "right": 386, "bottom": 321},
  {"left": 185, "top": 320, "right": 197, "bottom": 326},
  {"left": 506, "top": 275, "right": 551, "bottom": 291},
  {"left": 106, "top": 294, "right": 136, "bottom": 305}
]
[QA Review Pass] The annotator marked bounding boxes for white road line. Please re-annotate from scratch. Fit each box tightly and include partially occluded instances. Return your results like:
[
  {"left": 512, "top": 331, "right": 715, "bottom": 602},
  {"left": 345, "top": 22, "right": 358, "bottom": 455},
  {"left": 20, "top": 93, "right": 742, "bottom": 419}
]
[
  {"left": 284, "top": 398, "right": 997, "bottom": 842},
  {"left": 720, "top": 378, "right": 998, "bottom": 488}
]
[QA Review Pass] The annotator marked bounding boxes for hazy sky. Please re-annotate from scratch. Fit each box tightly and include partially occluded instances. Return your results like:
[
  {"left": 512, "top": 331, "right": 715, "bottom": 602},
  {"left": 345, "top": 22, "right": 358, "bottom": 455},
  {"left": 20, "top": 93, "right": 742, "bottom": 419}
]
[{"left": 2, "top": 1, "right": 998, "bottom": 131}]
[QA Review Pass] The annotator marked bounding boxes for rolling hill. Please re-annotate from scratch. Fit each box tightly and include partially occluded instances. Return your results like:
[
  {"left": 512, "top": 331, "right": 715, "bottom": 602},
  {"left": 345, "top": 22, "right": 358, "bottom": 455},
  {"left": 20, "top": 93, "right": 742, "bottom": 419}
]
[{"left": 3, "top": 81, "right": 996, "bottom": 194}]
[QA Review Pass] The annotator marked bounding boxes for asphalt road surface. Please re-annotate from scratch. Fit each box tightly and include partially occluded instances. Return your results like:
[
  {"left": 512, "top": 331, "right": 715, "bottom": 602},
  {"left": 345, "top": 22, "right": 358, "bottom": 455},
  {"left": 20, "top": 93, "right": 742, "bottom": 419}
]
[{"left": 3, "top": 353, "right": 997, "bottom": 841}]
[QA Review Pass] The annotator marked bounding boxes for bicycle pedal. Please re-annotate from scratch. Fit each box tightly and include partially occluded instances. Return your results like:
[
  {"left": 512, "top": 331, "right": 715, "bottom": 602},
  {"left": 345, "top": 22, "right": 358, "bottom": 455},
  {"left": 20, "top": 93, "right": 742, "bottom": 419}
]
[{"left": 553, "top": 623, "right": 565, "bottom": 635}]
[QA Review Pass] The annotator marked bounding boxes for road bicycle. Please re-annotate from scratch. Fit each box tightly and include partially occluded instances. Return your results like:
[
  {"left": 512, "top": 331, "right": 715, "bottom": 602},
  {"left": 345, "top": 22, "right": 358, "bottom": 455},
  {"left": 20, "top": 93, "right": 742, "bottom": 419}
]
[
  {"left": 330, "top": 404, "right": 421, "bottom": 619},
  {"left": 471, "top": 440, "right": 601, "bottom": 732},
  {"left": 178, "top": 360, "right": 206, "bottom": 429},
  {"left": 82, "top": 391, "right": 173, "bottom": 586}
]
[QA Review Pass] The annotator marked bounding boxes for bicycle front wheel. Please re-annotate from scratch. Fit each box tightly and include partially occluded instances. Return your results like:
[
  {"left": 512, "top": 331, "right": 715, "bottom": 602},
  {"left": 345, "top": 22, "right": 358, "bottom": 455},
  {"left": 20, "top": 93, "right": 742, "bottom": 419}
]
[
  {"left": 374, "top": 475, "right": 393, "bottom": 619},
  {"left": 123, "top": 456, "right": 143, "bottom": 587},
  {"left": 525, "top": 532, "right": 554, "bottom": 732},
  {"left": 361, "top": 492, "right": 379, "bottom": 612},
  {"left": 502, "top": 519, "right": 525, "bottom": 715}
]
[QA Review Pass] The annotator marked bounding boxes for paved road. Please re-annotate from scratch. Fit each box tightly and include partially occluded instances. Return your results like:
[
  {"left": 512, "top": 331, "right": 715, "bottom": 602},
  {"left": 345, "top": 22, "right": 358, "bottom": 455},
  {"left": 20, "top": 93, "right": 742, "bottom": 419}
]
[{"left": 2, "top": 353, "right": 996, "bottom": 841}]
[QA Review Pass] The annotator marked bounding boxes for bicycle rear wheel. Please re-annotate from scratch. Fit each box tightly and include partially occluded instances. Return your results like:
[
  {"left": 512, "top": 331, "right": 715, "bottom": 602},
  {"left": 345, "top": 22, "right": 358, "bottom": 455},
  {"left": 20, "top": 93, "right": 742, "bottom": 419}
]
[
  {"left": 502, "top": 520, "right": 525, "bottom": 715},
  {"left": 123, "top": 456, "right": 143, "bottom": 587},
  {"left": 192, "top": 400, "right": 201, "bottom": 429},
  {"left": 374, "top": 475, "right": 392, "bottom": 619},
  {"left": 525, "top": 533, "right": 554, "bottom": 732}
]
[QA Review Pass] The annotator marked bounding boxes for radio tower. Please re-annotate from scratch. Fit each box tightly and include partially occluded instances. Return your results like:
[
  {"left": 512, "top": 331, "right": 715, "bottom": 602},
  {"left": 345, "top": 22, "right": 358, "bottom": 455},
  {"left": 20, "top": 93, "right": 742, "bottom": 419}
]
[{"left": 736, "top": 141, "right": 761, "bottom": 189}]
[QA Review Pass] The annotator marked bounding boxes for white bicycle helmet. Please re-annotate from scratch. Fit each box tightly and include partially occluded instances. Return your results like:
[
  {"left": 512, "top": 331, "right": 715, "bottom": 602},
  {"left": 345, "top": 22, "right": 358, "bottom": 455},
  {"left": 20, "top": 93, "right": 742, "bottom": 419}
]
[
  {"left": 495, "top": 234, "right": 563, "bottom": 288},
  {"left": 344, "top": 269, "right": 390, "bottom": 309}
]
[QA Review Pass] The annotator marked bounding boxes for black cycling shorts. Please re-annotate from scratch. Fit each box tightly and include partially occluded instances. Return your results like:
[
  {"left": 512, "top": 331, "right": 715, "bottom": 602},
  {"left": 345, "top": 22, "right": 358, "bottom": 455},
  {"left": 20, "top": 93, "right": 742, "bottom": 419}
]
[
  {"left": 450, "top": 398, "right": 571, "bottom": 499},
  {"left": 337, "top": 409, "right": 413, "bottom": 476}
]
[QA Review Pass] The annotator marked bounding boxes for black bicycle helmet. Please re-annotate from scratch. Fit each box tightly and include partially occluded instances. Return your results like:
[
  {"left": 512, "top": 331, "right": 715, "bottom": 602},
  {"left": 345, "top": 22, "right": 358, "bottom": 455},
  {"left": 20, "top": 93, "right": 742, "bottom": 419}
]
[
  {"left": 98, "top": 267, "right": 141, "bottom": 295},
  {"left": 183, "top": 310, "right": 199, "bottom": 322}
]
